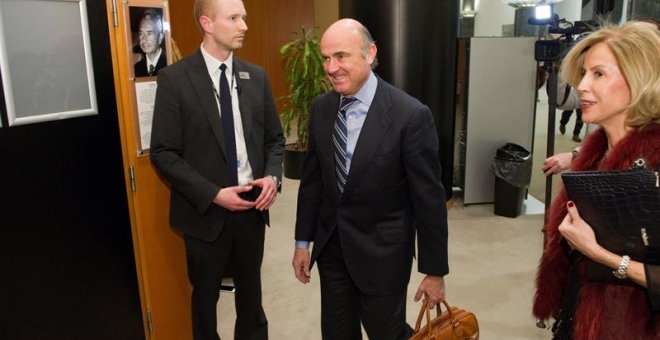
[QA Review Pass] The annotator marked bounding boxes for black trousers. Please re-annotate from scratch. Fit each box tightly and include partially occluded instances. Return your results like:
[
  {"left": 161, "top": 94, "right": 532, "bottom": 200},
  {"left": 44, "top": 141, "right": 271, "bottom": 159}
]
[
  {"left": 184, "top": 208, "right": 267, "bottom": 340},
  {"left": 317, "top": 231, "right": 412, "bottom": 340}
]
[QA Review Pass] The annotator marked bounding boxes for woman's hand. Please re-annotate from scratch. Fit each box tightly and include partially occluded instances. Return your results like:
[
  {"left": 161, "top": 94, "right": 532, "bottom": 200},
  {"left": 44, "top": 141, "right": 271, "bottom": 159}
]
[
  {"left": 558, "top": 201, "right": 605, "bottom": 260},
  {"left": 559, "top": 201, "right": 649, "bottom": 287}
]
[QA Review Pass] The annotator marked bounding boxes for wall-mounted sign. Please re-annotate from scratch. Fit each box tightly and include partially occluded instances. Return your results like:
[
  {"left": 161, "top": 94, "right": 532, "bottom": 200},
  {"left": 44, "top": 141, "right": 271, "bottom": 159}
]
[{"left": 0, "top": 0, "right": 97, "bottom": 126}]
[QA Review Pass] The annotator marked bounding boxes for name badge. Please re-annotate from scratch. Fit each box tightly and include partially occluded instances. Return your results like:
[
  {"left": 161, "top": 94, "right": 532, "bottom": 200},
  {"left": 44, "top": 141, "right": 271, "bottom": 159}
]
[{"left": 238, "top": 71, "right": 250, "bottom": 80}]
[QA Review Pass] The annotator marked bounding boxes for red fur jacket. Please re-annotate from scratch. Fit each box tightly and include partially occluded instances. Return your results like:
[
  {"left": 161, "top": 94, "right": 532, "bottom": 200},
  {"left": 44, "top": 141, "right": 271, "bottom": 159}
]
[{"left": 533, "top": 123, "right": 660, "bottom": 340}]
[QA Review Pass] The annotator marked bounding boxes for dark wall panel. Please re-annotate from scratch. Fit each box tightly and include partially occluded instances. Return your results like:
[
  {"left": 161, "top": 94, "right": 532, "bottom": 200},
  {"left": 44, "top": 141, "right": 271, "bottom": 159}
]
[
  {"left": 0, "top": 1, "right": 144, "bottom": 339},
  {"left": 340, "top": 0, "right": 459, "bottom": 198}
]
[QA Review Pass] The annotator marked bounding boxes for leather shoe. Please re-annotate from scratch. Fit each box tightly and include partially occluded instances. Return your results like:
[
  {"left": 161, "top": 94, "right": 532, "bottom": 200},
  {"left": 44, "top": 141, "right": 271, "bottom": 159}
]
[
  {"left": 559, "top": 123, "right": 566, "bottom": 135},
  {"left": 572, "top": 134, "right": 582, "bottom": 142}
]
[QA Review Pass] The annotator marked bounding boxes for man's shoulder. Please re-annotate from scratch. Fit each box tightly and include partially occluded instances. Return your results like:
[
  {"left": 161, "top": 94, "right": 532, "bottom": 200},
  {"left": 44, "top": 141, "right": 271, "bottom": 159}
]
[
  {"left": 312, "top": 91, "right": 337, "bottom": 107},
  {"left": 233, "top": 57, "right": 266, "bottom": 75},
  {"left": 157, "top": 51, "right": 204, "bottom": 78},
  {"left": 375, "top": 77, "right": 426, "bottom": 109}
]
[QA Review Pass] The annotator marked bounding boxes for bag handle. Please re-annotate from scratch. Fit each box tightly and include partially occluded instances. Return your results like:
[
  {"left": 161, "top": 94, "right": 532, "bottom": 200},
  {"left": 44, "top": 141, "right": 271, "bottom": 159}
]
[{"left": 413, "top": 299, "right": 455, "bottom": 337}]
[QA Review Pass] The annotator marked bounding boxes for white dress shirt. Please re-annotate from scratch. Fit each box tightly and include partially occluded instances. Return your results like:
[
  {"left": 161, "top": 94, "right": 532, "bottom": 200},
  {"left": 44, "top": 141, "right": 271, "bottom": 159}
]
[{"left": 200, "top": 45, "right": 254, "bottom": 185}]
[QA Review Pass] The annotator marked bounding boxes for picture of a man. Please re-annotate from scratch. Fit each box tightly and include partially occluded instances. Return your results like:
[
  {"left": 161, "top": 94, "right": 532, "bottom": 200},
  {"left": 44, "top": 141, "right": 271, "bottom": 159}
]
[{"left": 133, "top": 8, "right": 166, "bottom": 77}]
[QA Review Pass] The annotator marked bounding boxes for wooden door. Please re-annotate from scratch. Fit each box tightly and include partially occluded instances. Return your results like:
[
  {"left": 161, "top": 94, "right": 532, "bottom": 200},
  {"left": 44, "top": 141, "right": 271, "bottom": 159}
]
[{"left": 105, "top": 1, "right": 192, "bottom": 339}]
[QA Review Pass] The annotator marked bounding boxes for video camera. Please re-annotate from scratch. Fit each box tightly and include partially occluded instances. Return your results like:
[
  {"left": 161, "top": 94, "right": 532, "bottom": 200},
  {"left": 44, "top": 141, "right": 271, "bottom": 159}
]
[{"left": 528, "top": 4, "right": 596, "bottom": 61}]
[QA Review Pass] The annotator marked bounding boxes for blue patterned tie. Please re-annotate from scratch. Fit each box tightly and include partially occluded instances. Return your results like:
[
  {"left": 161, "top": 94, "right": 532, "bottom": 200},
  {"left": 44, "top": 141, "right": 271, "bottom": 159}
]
[
  {"left": 333, "top": 97, "right": 358, "bottom": 195},
  {"left": 219, "top": 64, "right": 238, "bottom": 186}
]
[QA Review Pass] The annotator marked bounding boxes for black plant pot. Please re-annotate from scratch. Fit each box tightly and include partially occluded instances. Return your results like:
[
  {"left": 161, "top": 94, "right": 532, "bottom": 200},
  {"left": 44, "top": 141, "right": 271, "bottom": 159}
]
[{"left": 283, "top": 144, "right": 305, "bottom": 179}]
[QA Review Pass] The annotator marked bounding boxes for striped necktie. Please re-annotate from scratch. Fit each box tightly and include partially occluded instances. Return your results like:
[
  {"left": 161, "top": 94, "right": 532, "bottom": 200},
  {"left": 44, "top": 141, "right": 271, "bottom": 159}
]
[{"left": 333, "top": 96, "right": 358, "bottom": 195}]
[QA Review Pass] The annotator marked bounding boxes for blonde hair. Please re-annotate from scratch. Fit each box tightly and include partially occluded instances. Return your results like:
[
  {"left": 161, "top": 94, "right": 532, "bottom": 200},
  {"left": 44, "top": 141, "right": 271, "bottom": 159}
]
[
  {"left": 193, "top": 0, "right": 218, "bottom": 33},
  {"left": 561, "top": 21, "right": 660, "bottom": 127}
]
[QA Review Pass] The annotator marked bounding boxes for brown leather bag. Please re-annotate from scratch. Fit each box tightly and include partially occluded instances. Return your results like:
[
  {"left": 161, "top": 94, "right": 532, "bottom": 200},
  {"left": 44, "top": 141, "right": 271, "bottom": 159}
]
[{"left": 409, "top": 299, "right": 479, "bottom": 340}]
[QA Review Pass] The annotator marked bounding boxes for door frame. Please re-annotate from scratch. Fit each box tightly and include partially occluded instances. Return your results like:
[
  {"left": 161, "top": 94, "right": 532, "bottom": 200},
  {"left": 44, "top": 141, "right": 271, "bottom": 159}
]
[{"left": 105, "top": 0, "right": 192, "bottom": 338}]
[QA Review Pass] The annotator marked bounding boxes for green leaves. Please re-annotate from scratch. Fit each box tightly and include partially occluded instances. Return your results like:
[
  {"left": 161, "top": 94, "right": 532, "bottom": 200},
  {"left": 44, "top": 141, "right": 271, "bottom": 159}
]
[{"left": 280, "top": 26, "right": 332, "bottom": 150}]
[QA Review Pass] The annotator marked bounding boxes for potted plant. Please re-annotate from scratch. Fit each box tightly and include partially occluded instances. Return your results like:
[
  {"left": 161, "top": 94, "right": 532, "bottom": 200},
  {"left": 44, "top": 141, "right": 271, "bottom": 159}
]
[{"left": 280, "top": 26, "right": 332, "bottom": 179}]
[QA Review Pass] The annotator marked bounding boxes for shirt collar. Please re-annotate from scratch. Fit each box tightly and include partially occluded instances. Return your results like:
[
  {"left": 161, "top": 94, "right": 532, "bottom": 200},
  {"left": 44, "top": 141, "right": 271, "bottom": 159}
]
[
  {"left": 343, "top": 71, "right": 377, "bottom": 107},
  {"left": 200, "top": 44, "right": 234, "bottom": 78},
  {"left": 145, "top": 48, "right": 162, "bottom": 67}
]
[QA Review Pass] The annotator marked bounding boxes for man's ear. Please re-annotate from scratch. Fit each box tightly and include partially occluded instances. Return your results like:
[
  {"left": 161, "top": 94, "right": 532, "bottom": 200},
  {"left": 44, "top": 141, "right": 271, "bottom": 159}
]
[
  {"left": 367, "top": 44, "right": 377, "bottom": 65},
  {"left": 199, "top": 16, "right": 213, "bottom": 34}
]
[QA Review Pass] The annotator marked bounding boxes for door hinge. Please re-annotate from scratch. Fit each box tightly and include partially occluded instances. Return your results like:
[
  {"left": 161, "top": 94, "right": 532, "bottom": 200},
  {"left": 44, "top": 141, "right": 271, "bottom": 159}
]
[
  {"left": 147, "top": 309, "right": 154, "bottom": 333},
  {"left": 129, "top": 165, "right": 136, "bottom": 192},
  {"left": 111, "top": 0, "right": 118, "bottom": 27}
]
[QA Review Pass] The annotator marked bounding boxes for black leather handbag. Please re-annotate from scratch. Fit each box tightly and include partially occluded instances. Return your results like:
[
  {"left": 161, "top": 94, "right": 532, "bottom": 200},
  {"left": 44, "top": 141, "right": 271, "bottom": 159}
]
[{"left": 561, "top": 159, "right": 660, "bottom": 284}]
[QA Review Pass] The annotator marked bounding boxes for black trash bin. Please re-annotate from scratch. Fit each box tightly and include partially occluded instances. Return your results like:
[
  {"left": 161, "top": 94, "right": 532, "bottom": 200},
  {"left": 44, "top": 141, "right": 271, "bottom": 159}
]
[{"left": 491, "top": 143, "right": 532, "bottom": 218}]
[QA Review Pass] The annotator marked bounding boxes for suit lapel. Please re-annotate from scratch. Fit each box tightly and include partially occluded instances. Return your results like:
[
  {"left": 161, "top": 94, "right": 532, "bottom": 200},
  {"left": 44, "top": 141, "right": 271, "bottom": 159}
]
[
  {"left": 316, "top": 92, "right": 342, "bottom": 197},
  {"left": 343, "top": 79, "right": 392, "bottom": 197},
  {"left": 234, "top": 59, "right": 252, "bottom": 144},
  {"left": 186, "top": 51, "right": 226, "bottom": 158}
]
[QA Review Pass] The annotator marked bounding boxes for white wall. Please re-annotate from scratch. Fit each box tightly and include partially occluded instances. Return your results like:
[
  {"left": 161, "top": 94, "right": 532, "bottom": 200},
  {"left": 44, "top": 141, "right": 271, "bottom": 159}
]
[
  {"left": 555, "top": 0, "right": 583, "bottom": 23},
  {"left": 474, "top": 1, "right": 514, "bottom": 37}
]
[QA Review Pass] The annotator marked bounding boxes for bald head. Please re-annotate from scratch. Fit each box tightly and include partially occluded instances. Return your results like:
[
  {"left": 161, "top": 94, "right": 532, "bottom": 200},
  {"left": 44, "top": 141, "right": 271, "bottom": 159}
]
[
  {"left": 320, "top": 19, "right": 377, "bottom": 97},
  {"left": 323, "top": 19, "right": 377, "bottom": 63}
]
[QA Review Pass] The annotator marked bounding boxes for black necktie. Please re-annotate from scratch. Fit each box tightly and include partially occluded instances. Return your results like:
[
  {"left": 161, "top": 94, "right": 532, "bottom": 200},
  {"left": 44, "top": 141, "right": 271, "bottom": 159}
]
[
  {"left": 333, "top": 97, "right": 358, "bottom": 195},
  {"left": 219, "top": 64, "right": 238, "bottom": 186},
  {"left": 148, "top": 64, "right": 155, "bottom": 76}
]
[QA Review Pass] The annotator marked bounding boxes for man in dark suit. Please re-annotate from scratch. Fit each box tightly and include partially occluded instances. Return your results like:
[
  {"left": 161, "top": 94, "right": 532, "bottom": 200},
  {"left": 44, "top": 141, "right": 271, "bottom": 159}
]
[
  {"left": 134, "top": 9, "right": 166, "bottom": 77},
  {"left": 292, "top": 19, "right": 449, "bottom": 340},
  {"left": 150, "top": 0, "right": 284, "bottom": 339}
]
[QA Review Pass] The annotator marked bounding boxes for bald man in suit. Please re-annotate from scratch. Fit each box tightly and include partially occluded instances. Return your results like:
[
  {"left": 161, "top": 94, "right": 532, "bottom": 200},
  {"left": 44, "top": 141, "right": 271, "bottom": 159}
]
[{"left": 292, "top": 19, "right": 449, "bottom": 340}]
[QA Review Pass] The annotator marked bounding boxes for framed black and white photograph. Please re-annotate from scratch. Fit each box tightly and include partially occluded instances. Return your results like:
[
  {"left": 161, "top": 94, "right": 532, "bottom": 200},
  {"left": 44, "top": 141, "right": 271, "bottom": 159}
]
[
  {"left": 0, "top": 0, "right": 97, "bottom": 126},
  {"left": 130, "top": 6, "right": 167, "bottom": 78},
  {"left": 125, "top": 1, "right": 171, "bottom": 156}
]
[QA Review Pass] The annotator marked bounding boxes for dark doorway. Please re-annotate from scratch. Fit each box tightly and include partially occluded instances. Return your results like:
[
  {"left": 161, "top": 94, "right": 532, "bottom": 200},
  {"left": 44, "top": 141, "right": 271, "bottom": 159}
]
[{"left": 0, "top": 1, "right": 144, "bottom": 339}]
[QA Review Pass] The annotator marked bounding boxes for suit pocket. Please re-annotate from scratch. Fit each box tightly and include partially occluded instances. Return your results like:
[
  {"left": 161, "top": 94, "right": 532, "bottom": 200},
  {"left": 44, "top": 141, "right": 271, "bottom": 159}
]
[
  {"left": 368, "top": 153, "right": 403, "bottom": 181},
  {"left": 376, "top": 223, "right": 411, "bottom": 244}
]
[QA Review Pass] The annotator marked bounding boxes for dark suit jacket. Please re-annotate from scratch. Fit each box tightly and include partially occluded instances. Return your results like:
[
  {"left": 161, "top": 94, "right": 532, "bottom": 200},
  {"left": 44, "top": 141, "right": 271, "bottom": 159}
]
[
  {"left": 150, "top": 50, "right": 284, "bottom": 242},
  {"left": 295, "top": 76, "right": 449, "bottom": 295},
  {"left": 134, "top": 51, "right": 167, "bottom": 77}
]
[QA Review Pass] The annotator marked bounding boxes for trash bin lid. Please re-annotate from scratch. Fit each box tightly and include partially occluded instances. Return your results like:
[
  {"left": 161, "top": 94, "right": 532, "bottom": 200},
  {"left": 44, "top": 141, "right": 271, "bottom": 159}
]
[{"left": 496, "top": 143, "right": 531, "bottom": 161}]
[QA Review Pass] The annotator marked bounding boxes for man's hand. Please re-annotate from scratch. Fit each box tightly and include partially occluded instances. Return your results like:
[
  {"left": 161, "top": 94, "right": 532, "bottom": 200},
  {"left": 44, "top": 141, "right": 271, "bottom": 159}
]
[
  {"left": 213, "top": 185, "right": 256, "bottom": 211},
  {"left": 541, "top": 152, "right": 573, "bottom": 176},
  {"left": 249, "top": 177, "right": 278, "bottom": 211},
  {"left": 292, "top": 248, "right": 311, "bottom": 284},
  {"left": 414, "top": 275, "right": 445, "bottom": 307}
]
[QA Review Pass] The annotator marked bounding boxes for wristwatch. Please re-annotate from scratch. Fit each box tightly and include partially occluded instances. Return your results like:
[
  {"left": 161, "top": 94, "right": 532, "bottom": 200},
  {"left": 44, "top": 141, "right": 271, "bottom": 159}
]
[
  {"left": 613, "top": 255, "right": 631, "bottom": 279},
  {"left": 268, "top": 175, "right": 281, "bottom": 191},
  {"left": 571, "top": 148, "right": 580, "bottom": 161}
]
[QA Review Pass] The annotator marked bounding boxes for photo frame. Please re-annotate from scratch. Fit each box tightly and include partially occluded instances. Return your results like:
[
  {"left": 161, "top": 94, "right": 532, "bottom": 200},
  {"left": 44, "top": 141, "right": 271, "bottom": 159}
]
[
  {"left": 0, "top": 0, "right": 97, "bottom": 126},
  {"left": 129, "top": 6, "right": 168, "bottom": 79},
  {"left": 125, "top": 1, "right": 172, "bottom": 156}
]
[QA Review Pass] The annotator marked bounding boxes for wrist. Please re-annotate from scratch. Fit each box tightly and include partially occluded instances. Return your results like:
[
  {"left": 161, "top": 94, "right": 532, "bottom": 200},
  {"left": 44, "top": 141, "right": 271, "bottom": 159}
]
[
  {"left": 613, "top": 255, "right": 631, "bottom": 279},
  {"left": 268, "top": 175, "right": 281, "bottom": 190},
  {"left": 295, "top": 240, "right": 310, "bottom": 249},
  {"left": 571, "top": 148, "right": 579, "bottom": 161}
]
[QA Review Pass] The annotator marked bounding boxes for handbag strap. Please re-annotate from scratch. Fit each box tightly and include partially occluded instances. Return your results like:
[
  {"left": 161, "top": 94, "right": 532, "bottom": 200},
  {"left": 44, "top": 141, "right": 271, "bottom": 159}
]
[{"left": 413, "top": 299, "right": 455, "bottom": 336}]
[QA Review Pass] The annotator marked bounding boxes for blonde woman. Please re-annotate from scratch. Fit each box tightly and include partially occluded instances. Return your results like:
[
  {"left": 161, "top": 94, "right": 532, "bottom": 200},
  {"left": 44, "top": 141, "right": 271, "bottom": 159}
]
[{"left": 533, "top": 21, "right": 660, "bottom": 339}]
